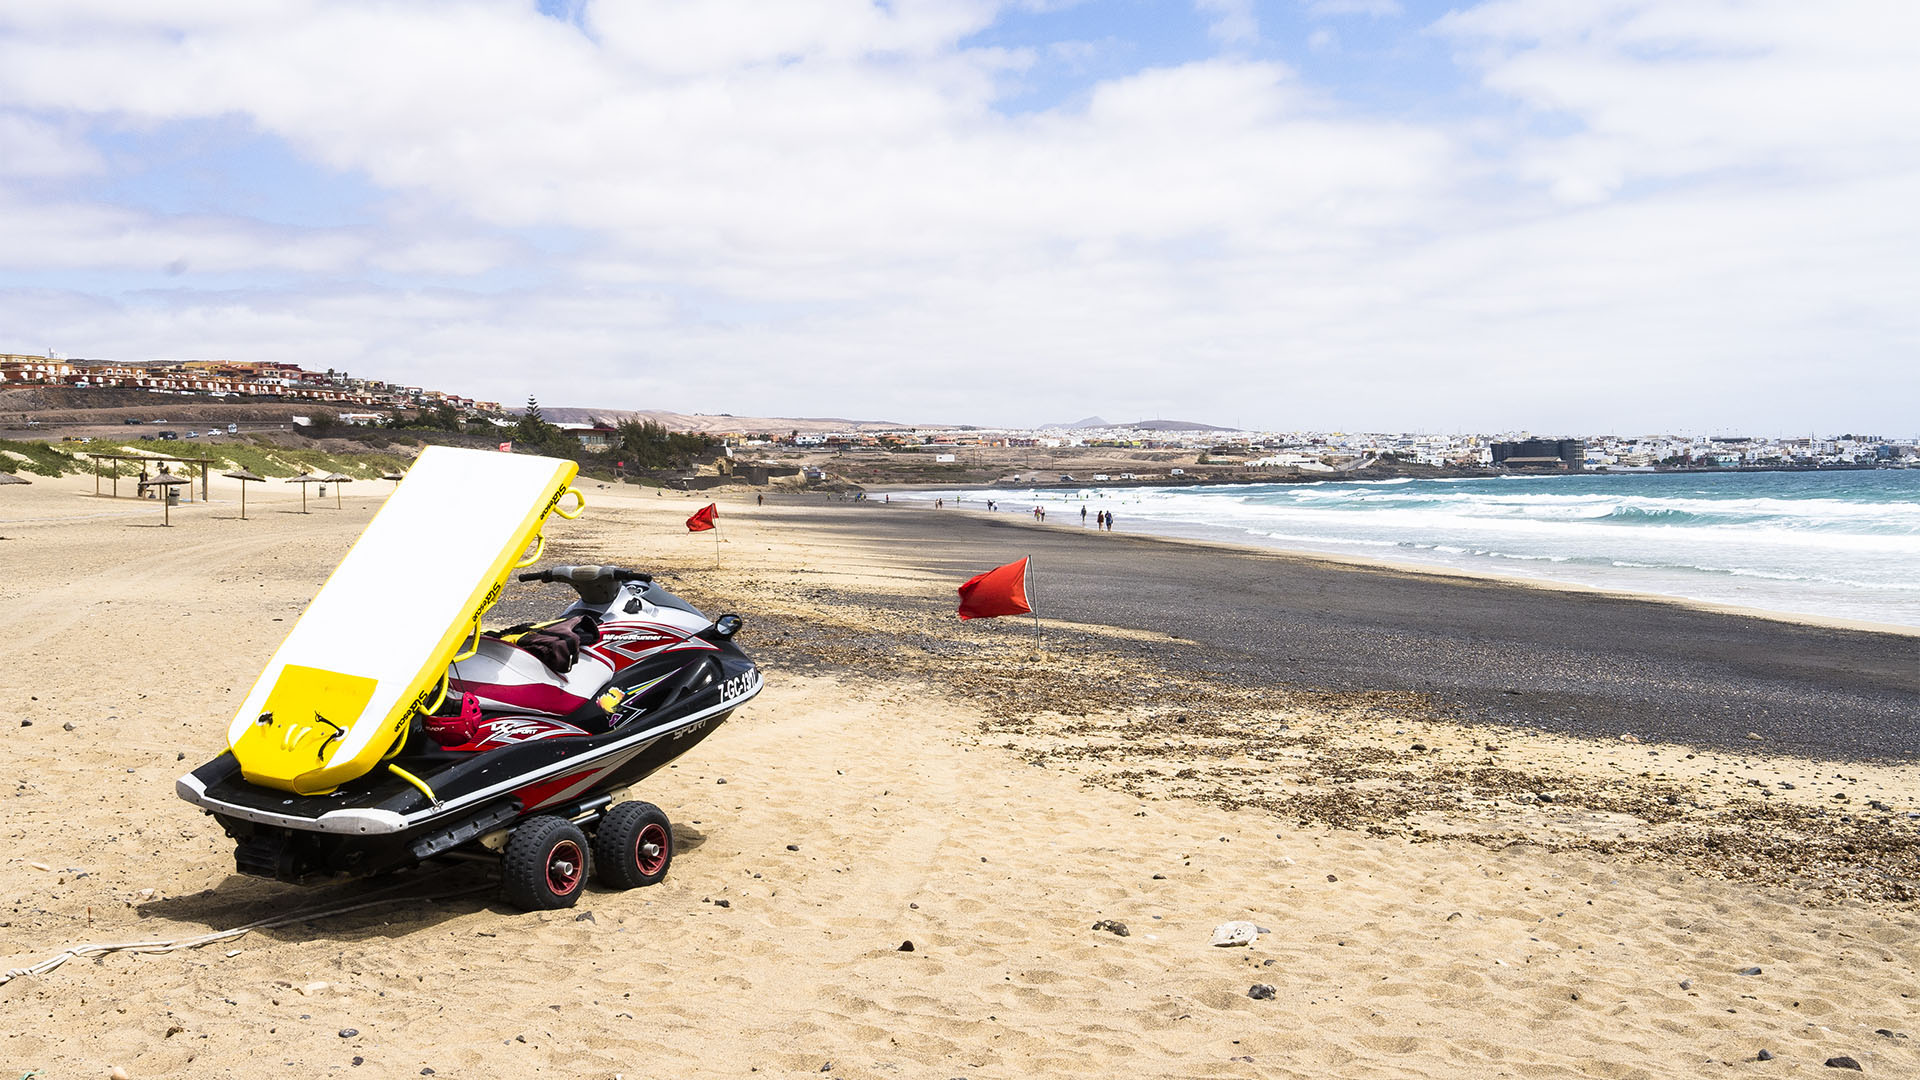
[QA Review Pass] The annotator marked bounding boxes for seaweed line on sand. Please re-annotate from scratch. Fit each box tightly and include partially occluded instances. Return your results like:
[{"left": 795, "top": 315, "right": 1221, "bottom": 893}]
[{"left": 593, "top": 549, "right": 1920, "bottom": 908}]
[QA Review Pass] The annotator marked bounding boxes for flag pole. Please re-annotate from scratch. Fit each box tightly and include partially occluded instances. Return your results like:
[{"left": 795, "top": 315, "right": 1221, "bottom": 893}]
[{"left": 1026, "top": 555, "right": 1043, "bottom": 654}]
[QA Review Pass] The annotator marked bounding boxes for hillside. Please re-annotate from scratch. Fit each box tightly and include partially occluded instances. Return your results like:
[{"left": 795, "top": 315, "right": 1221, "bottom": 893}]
[{"left": 537, "top": 407, "right": 929, "bottom": 434}]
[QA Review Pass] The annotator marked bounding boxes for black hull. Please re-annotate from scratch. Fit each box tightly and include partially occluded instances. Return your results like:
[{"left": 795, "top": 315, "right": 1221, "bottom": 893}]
[{"left": 181, "top": 641, "right": 758, "bottom": 884}]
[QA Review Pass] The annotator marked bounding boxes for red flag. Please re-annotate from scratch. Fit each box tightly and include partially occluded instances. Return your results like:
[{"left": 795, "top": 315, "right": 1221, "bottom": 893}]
[
  {"left": 956, "top": 557, "right": 1032, "bottom": 620},
  {"left": 498, "top": 441, "right": 513, "bottom": 452},
  {"left": 686, "top": 503, "right": 718, "bottom": 532}
]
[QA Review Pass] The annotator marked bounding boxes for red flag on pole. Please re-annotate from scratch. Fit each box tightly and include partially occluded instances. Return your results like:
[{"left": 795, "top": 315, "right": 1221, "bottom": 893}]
[
  {"left": 498, "top": 441, "right": 513, "bottom": 452},
  {"left": 956, "top": 557, "right": 1032, "bottom": 620},
  {"left": 686, "top": 503, "right": 718, "bottom": 532}
]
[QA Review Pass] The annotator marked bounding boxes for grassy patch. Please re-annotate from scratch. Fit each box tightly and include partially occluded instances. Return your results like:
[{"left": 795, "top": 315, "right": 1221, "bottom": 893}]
[
  {"left": 0, "top": 438, "right": 81, "bottom": 477},
  {"left": 95, "top": 439, "right": 415, "bottom": 480}
]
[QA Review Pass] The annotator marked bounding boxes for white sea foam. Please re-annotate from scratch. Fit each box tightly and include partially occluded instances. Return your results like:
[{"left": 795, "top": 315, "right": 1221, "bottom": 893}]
[{"left": 912, "top": 471, "right": 1920, "bottom": 626}]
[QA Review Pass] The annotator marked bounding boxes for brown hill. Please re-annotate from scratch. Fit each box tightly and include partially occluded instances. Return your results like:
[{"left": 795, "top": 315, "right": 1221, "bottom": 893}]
[{"left": 538, "top": 407, "right": 933, "bottom": 434}]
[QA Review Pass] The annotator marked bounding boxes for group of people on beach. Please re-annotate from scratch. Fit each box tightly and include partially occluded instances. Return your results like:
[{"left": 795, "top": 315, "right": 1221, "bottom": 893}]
[{"left": 935, "top": 497, "right": 1114, "bottom": 531}]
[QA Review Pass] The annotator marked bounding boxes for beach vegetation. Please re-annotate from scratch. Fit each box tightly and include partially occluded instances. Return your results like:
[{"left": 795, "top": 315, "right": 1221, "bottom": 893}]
[
  {"left": 615, "top": 419, "right": 711, "bottom": 470},
  {"left": 0, "top": 437, "right": 80, "bottom": 477},
  {"left": 388, "top": 404, "right": 465, "bottom": 434},
  {"left": 299, "top": 409, "right": 340, "bottom": 437},
  {"left": 98, "top": 438, "right": 413, "bottom": 480}
]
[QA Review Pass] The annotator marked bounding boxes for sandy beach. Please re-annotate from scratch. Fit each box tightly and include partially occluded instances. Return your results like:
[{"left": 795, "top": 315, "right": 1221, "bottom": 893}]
[{"left": 2, "top": 476, "right": 1917, "bottom": 1079}]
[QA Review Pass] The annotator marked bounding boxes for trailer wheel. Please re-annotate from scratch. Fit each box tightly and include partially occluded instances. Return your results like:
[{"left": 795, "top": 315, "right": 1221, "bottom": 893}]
[
  {"left": 502, "top": 816, "right": 590, "bottom": 910},
  {"left": 593, "top": 801, "right": 673, "bottom": 889}
]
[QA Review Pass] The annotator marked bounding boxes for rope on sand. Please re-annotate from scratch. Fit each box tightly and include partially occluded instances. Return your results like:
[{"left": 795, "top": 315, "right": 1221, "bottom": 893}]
[{"left": 0, "top": 880, "right": 493, "bottom": 988}]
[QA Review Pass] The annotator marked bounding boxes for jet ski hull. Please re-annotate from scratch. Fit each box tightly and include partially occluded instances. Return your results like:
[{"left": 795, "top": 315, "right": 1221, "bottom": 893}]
[{"left": 179, "top": 644, "right": 759, "bottom": 884}]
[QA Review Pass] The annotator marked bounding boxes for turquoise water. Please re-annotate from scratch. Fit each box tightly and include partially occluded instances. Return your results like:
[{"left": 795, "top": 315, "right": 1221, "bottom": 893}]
[{"left": 919, "top": 470, "right": 1920, "bottom": 628}]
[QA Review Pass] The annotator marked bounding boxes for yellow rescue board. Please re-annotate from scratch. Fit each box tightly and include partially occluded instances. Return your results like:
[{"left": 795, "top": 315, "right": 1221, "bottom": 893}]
[{"left": 228, "top": 446, "right": 582, "bottom": 794}]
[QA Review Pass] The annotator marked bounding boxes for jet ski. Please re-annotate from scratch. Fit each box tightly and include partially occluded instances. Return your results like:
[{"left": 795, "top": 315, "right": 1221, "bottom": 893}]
[
  {"left": 178, "top": 563, "right": 760, "bottom": 909},
  {"left": 174, "top": 446, "right": 761, "bottom": 909}
]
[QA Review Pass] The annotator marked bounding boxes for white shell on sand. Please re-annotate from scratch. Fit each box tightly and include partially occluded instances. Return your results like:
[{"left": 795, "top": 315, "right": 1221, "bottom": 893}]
[{"left": 1210, "top": 921, "right": 1259, "bottom": 947}]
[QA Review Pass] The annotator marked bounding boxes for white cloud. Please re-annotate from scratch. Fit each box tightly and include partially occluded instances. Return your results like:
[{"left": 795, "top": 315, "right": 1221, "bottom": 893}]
[
  {"left": 0, "top": 0, "right": 1912, "bottom": 432},
  {"left": 0, "top": 112, "right": 100, "bottom": 176},
  {"left": 1194, "top": 0, "right": 1259, "bottom": 44},
  {"left": 1304, "top": 0, "right": 1402, "bottom": 16},
  {"left": 1437, "top": 0, "right": 1920, "bottom": 198}
]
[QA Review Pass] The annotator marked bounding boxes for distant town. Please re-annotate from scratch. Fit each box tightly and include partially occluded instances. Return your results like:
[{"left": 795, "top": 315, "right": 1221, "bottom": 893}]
[
  {"left": 4, "top": 351, "right": 1912, "bottom": 472},
  {"left": 0, "top": 352, "right": 501, "bottom": 416}
]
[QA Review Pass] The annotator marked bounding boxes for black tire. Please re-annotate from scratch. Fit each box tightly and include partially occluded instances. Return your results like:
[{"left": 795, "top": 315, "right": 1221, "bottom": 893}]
[
  {"left": 501, "top": 816, "right": 591, "bottom": 910},
  {"left": 593, "top": 801, "right": 673, "bottom": 889}
]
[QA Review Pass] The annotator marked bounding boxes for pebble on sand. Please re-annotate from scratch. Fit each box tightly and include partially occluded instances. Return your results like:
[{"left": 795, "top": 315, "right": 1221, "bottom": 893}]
[
  {"left": 1824, "top": 1056, "right": 1862, "bottom": 1070},
  {"left": 1738, "top": 967, "right": 1763, "bottom": 976},
  {"left": 1091, "top": 919, "right": 1130, "bottom": 937},
  {"left": 897, "top": 940, "right": 914, "bottom": 952},
  {"left": 1756, "top": 1050, "right": 1774, "bottom": 1061},
  {"left": 1210, "top": 921, "right": 1259, "bottom": 947},
  {"left": 110, "top": 1067, "right": 130, "bottom": 1080},
  {"left": 1247, "top": 984, "right": 1276, "bottom": 1000},
  {"left": 339, "top": 1028, "right": 360, "bottom": 1038}
]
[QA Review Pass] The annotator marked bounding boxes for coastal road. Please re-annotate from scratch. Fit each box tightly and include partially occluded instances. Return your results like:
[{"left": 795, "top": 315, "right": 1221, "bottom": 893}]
[{"left": 781, "top": 502, "right": 1920, "bottom": 761}]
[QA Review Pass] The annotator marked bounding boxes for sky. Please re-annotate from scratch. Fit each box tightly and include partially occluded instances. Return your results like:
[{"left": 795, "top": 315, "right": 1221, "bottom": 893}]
[{"left": 1, "top": 0, "right": 1916, "bottom": 435}]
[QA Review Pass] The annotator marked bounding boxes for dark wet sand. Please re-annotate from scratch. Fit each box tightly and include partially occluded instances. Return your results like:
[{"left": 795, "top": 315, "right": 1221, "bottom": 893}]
[{"left": 770, "top": 501, "right": 1920, "bottom": 760}]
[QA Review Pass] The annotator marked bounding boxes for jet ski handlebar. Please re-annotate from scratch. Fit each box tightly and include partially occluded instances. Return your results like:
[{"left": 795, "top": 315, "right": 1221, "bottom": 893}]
[{"left": 517, "top": 565, "right": 653, "bottom": 585}]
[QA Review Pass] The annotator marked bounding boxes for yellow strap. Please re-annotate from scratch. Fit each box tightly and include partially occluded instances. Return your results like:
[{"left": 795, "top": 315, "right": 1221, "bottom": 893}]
[
  {"left": 451, "top": 615, "right": 483, "bottom": 663},
  {"left": 387, "top": 763, "right": 438, "bottom": 805},
  {"left": 550, "top": 487, "right": 586, "bottom": 519},
  {"left": 514, "top": 530, "right": 546, "bottom": 568}
]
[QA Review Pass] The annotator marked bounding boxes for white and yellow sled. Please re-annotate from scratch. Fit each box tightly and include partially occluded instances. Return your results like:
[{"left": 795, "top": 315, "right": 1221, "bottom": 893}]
[{"left": 227, "top": 446, "right": 583, "bottom": 795}]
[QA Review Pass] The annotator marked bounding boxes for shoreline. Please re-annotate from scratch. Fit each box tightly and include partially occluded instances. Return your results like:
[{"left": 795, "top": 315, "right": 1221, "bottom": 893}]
[
  {"left": 743, "top": 493, "right": 1920, "bottom": 761},
  {"left": 872, "top": 481, "right": 1920, "bottom": 638}
]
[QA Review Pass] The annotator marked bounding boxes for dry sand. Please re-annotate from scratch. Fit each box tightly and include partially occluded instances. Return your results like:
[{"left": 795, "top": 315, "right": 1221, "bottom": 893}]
[{"left": 2, "top": 477, "right": 1917, "bottom": 1079}]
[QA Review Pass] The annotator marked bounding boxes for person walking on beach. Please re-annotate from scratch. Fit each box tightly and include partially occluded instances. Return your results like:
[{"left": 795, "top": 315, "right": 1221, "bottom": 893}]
[
  {"left": 1105, "top": 510, "right": 1115, "bottom": 532},
  {"left": 1081, "top": 506, "right": 1087, "bottom": 525}
]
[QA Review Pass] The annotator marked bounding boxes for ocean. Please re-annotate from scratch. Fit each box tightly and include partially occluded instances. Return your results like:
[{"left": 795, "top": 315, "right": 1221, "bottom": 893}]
[{"left": 910, "top": 470, "right": 1920, "bottom": 629}]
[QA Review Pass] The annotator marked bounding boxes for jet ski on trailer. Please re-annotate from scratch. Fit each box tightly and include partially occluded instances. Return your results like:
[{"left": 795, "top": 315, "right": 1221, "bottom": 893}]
[{"left": 175, "top": 446, "right": 761, "bottom": 909}]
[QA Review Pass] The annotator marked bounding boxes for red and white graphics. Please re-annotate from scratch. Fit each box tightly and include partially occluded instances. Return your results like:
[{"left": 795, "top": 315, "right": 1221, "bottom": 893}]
[
  {"left": 450, "top": 617, "right": 714, "bottom": 718},
  {"left": 436, "top": 715, "right": 592, "bottom": 754},
  {"left": 584, "top": 624, "right": 716, "bottom": 670}
]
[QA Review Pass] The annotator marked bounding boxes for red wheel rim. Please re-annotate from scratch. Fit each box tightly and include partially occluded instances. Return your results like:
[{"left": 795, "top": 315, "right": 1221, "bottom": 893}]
[
  {"left": 547, "top": 839, "right": 584, "bottom": 895},
  {"left": 635, "top": 822, "right": 670, "bottom": 876}
]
